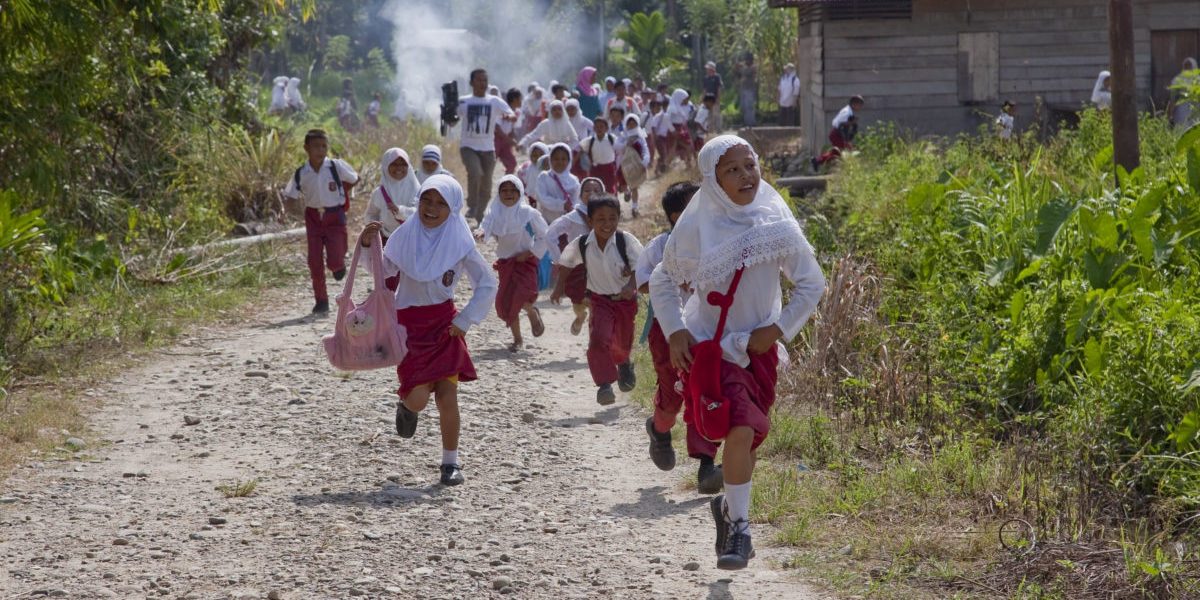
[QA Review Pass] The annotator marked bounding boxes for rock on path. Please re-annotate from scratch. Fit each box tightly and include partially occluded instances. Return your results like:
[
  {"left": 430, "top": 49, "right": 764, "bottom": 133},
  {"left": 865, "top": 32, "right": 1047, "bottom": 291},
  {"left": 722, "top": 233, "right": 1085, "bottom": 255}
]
[{"left": 0, "top": 215, "right": 823, "bottom": 600}]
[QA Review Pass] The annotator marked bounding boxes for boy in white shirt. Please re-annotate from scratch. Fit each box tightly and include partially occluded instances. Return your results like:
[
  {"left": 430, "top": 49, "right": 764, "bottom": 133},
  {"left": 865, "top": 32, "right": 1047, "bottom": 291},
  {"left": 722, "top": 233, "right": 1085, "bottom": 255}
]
[
  {"left": 283, "top": 129, "right": 359, "bottom": 314},
  {"left": 552, "top": 196, "right": 644, "bottom": 405}
]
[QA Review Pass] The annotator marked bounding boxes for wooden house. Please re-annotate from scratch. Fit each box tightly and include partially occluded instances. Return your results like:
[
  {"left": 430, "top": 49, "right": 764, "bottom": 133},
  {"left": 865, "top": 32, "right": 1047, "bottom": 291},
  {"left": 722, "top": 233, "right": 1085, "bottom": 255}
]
[{"left": 768, "top": 0, "right": 1200, "bottom": 155}]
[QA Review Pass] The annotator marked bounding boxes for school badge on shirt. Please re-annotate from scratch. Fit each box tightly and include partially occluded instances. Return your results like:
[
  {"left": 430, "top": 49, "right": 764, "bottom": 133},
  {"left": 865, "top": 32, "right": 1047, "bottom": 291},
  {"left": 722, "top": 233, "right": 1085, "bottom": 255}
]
[
  {"left": 328, "top": 181, "right": 337, "bottom": 192},
  {"left": 441, "top": 270, "right": 455, "bottom": 287}
]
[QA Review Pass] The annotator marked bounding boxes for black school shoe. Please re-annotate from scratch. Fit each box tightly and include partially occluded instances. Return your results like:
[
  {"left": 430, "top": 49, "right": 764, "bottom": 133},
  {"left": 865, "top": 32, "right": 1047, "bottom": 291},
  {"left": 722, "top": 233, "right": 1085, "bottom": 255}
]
[
  {"left": 617, "top": 362, "right": 637, "bottom": 392},
  {"left": 440, "top": 464, "right": 464, "bottom": 486},
  {"left": 717, "top": 521, "right": 755, "bottom": 571},
  {"left": 697, "top": 458, "right": 724, "bottom": 495},
  {"left": 596, "top": 383, "right": 616, "bottom": 406},
  {"left": 645, "top": 418, "right": 676, "bottom": 471},
  {"left": 333, "top": 268, "right": 347, "bottom": 281},
  {"left": 395, "top": 404, "right": 418, "bottom": 438},
  {"left": 709, "top": 495, "right": 728, "bottom": 556},
  {"left": 312, "top": 300, "right": 330, "bottom": 314}
]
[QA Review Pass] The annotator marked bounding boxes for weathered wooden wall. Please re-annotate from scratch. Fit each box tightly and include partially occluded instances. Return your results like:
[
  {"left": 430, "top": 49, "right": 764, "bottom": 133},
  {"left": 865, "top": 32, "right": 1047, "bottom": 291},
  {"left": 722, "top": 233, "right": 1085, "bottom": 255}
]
[{"left": 794, "top": 0, "right": 1200, "bottom": 155}]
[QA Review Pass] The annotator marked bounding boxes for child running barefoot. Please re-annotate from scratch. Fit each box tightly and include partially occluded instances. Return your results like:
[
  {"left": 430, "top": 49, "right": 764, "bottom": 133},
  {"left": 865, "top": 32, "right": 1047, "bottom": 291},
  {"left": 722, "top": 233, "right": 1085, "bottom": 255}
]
[
  {"left": 533, "top": 143, "right": 580, "bottom": 226},
  {"left": 365, "top": 174, "right": 499, "bottom": 486},
  {"left": 365, "top": 148, "right": 419, "bottom": 241},
  {"left": 635, "top": 182, "right": 723, "bottom": 493},
  {"left": 551, "top": 196, "right": 644, "bottom": 406},
  {"left": 650, "top": 135, "right": 825, "bottom": 569},
  {"left": 475, "top": 175, "right": 548, "bottom": 351},
  {"left": 546, "top": 177, "right": 604, "bottom": 335}
]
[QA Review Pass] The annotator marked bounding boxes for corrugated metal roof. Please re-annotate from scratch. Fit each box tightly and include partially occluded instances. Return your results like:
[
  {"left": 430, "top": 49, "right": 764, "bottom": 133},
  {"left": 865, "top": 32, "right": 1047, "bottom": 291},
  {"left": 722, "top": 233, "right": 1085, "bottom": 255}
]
[{"left": 770, "top": 0, "right": 914, "bottom": 23}]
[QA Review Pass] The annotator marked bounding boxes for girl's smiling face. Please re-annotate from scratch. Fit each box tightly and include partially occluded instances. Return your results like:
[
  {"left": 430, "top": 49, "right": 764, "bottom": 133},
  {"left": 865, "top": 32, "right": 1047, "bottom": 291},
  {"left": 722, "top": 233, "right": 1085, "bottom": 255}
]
[
  {"left": 551, "top": 105, "right": 565, "bottom": 120},
  {"left": 550, "top": 148, "right": 570, "bottom": 173},
  {"left": 418, "top": 189, "right": 451, "bottom": 228},
  {"left": 529, "top": 148, "right": 545, "bottom": 165},
  {"left": 388, "top": 156, "right": 409, "bottom": 180},
  {"left": 715, "top": 145, "right": 760, "bottom": 206},
  {"left": 580, "top": 180, "right": 604, "bottom": 202},
  {"left": 566, "top": 104, "right": 579, "bottom": 118},
  {"left": 498, "top": 181, "right": 521, "bottom": 207}
]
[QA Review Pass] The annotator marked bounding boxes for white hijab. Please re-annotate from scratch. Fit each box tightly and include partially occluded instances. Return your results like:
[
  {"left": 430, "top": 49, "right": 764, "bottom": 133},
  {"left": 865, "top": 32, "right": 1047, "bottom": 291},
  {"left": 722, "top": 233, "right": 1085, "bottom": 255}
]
[
  {"left": 1091, "top": 70, "right": 1112, "bottom": 107},
  {"left": 383, "top": 174, "right": 477, "bottom": 282},
  {"left": 566, "top": 98, "right": 592, "bottom": 137},
  {"left": 270, "top": 77, "right": 288, "bottom": 109},
  {"left": 624, "top": 114, "right": 646, "bottom": 141},
  {"left": 659, "top": 135, "right": 809, "bottom": 291},
  {"left": 378, "top": 148, "right": 420, "bottom": 208},
  {"left": 541, "top": 100, "right": 577, "bottom": 142},
  {"left": 285, "top": 77, "right": 303, "bottom": 105},
  {"left": 480, "top": 175, "right": 540, "bottom": 238},
  {"left": 668, "top": 89, "right": 691, "bottom": 124},
  {"left": 416, "top": 144, "right": 449, "bottom": 183}
]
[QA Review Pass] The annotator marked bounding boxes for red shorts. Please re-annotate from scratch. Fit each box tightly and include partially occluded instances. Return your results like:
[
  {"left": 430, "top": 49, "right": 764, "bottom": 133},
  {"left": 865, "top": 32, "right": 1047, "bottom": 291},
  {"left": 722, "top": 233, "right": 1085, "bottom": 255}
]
[
  {"left": 396, "top": 301, "right": 477, "bottom": 398},
  {"left": 648, "top": 320, "right": 718, "bottom": 458},
  {"left": 564, "top": 265, "right": 588, "bottom": 305},
  {"left": 586, "top": 295, "right": 637, "bottom": 386},
  {"left": 717, "top": 348, "right": 780, "bottom": 450}
]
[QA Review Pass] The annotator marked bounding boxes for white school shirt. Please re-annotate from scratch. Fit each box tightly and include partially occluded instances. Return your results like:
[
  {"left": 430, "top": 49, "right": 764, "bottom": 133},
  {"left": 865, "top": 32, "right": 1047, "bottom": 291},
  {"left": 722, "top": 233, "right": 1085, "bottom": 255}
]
[
  {"left": 649, "top": 247, "right": 825, "bottom": 368},
  {"left": 518, "top": 117, "right": 580, "bottom": 148},
  {"left": 457, "top": 94, "right": 515, "bottom": 152},
  {"left": 558, "top": 230, "right": 644, "bottom": 296},
  {"left": 582, "top": 134, "right": 617, "bottom": 165},
  {"left": 534, "top": 169, "right": 580, "bottom": 215},
  {"left": 778, "top": 73, "right": 800, "bottom": 108},
  {"left": 635, "top": 232, "right": 669, "bottom": 288},
  {"left": 569, "top": 114, "right": 594, "bottom": 141},
  {"left": 365, "top": 188, "right": 413, "bottom": 236},
  {"left": 367, "top": 100, "right": 381, "bottom": 116},
  {"left": 545, "top": 213, "right": 591, "bottom": 262},
  {"left": 381, "top": 249, "right": 498, "bottom": 332},
  {"left": 480, "top": 212, "right": 549, "bottom": 260},
  {"left": 284, "top": 158, "right": 359, "bottom": 209},
  {"left": 650, "top": 112, "right": 672, "bottom": 137},
  {"left": 996, "top": 113, "right": 1014, "bottom": 139},
  {"left": 832, "top": 105, "right": 854, "bottom": 129}
]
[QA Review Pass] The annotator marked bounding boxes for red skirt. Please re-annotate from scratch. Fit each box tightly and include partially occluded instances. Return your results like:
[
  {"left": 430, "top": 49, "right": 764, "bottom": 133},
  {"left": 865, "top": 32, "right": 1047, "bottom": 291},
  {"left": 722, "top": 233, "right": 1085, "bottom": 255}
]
[
  {"left": 589, "top": 161, "right": 619, "bottom": 194},
  {"left": 494, "top": 255, "right": 539, "bottom": 325},
  {"left": 564, "top": 264, "right": 588, "bottom": 305},
  {"left": 396, "top": 300, "right": 477, "bottom": 398}
]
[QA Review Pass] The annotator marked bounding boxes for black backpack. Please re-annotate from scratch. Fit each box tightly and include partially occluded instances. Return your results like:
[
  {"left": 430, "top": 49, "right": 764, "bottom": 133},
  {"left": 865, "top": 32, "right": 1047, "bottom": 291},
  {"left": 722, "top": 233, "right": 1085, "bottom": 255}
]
[
  {"left": 579, "top": 231, "right": 632, "bottom": 276},
  {"left": 293, "top": 160, "right": 347, "bottom": 208}
]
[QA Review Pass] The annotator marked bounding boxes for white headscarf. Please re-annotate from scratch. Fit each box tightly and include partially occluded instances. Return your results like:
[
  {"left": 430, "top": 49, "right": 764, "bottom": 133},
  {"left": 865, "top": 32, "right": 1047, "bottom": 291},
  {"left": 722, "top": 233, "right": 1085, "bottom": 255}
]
[
  {"left": 480, "top": 175, "right": 540, "bottom": 238},
  {"left": 285, "top": 77, "right": 304, "bottom": 107},
  {"left": 623, "top": 114, "right": 645, "bottom": 141},
  {"left": 548, "top": 143, "right": 573, "bottom": 175},
  {"left": 541, "top": 100, "right": 577, "bottom": 142},
  {"left": 383, "top": 174, "right": 477, "bottom": 282},
  {"left": 668, "top": 89, "right": 691, "bottom": 124},
  {"left": 659, "top": 135, "right": 809, "bottom": 290},
  {"left": 565, "top": 98, "right": 592, "bottom": 137},
  {"left": 1091, "top": 70, "right": 1112, "bottom": 108},
  {"left": 416, "top": 144, "right": 449, "bottom": 183},
  {"left": 378, "top": 148, "right": 420, "bottom": 209},
  {"left": 270, "top": 77, "right": 288, "bottom": 110}
]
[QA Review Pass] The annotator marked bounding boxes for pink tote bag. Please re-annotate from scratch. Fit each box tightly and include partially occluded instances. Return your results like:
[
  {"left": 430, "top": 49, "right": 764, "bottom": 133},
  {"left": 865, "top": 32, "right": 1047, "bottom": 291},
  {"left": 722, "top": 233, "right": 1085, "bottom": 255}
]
[{"left": 323, "top": 232, "right": 407, "bottom": 370}]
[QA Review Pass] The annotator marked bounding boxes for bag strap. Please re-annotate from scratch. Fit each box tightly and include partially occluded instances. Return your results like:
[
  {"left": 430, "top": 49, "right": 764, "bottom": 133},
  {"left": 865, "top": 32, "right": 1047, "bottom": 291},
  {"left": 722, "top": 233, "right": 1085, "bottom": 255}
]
[
  {"left": 339, "top": 230, "right": 386, "bottom": 304},
  {"left": 379, "top": 185, "right": 397, "bottom": 210},
  {"left": 330, "top": 160, "right": 351, "bottom": 211},
  {"left": 293, "top": 167, "right": 302, "bottom": 191},
  {"left": 550, "top": 172, "right": 573, "bottom": 213},
  {"left": 710, "top": 267, "right": 746, "bottom": 341},
  {"left": 615, "top": 230, "right": 630, "bottom": 272},
  {"left": 578, "top": 235, "right": 588, "bottom": 271}
]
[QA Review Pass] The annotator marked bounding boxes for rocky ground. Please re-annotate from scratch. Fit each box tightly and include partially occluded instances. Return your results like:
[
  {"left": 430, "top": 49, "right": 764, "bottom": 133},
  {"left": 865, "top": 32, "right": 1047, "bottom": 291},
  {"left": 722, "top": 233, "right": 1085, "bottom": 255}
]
[{"left": 0, "top": 175, "right": 825, "bottom": 600}]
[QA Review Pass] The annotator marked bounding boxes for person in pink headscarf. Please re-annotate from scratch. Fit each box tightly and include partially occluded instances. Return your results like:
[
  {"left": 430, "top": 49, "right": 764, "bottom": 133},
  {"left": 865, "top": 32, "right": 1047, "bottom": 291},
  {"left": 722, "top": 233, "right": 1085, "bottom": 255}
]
[{"left": 577, "top": 66, "right": 602, "bottom": 120}]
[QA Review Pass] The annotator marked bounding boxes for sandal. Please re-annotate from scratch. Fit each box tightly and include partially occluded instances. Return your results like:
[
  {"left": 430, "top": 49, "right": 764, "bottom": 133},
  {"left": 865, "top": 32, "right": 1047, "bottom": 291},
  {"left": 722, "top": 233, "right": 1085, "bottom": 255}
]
[{"left": 528, "top": 307, "right": 545, "bottom": 338}]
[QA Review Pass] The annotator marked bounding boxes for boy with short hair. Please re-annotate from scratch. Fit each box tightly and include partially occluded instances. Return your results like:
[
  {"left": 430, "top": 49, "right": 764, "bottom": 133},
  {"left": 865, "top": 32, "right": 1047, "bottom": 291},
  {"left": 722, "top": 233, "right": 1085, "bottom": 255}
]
[
  {"left": 551, "top": 196, "right": 644, "bottom": 405},
  {"left": 284, "top": 129, "right": 359, "bottom": 314}
]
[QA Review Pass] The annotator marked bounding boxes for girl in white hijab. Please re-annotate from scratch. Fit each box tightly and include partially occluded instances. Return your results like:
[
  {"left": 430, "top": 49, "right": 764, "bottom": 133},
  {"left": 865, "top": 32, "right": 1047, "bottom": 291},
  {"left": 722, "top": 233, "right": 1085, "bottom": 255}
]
[
  {"left": 476, "top": 175, "right": 549, "bottom": 350},
  {"left": 416, "top": 144, "right": 451, "bottom": 184},
  {"left": 649, "top": 135, "right": 824, "bottom": 571},
  {"left": 667, "top": 89, "right": 696, "bottom": 167},
  {"left": 616, "top": 113, "right": 651, "bottom": 216},
  {"left": 533, "top": 143, "right": 581, "bottom": 225},
  {"left": 269, "top": 76, "right": 289, "bottom": 113},
  {"left": 366, "top": 148, "right": 420, "bottom": 238},
  {"left": 364, "top": 173, "right": 497, "bottom": 487},
  {"left": 285, "top": 77, "right": 305, "bottom": 111},
  {"left": 519, "top": 100, "right": 580, "bottom": 149},
  {"left": 1091, "top": 70, "right": 1112, "bottom": 109}
]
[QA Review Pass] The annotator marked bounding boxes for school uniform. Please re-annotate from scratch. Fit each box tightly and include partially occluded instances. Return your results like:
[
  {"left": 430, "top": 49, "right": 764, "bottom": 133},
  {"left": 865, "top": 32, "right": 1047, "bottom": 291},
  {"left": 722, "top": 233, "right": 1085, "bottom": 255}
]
[
  {"left": 366, "top": 148, "right": 419, "bottom": 239},
  {"left": 533, "top": 148, "right": 580, "bottom": 226},
  {"left": 382, "top": 175, "right": 498, "bottom": 398},
  {"left": 581, "top": 133, "right": 619, "bottom": 193},
  {"left": 284, "top": 157, "right": 359, "bottom": 304},
  {"left": 495, "top": 116, "right": 518, "bottom": 175},
  {"left": 996, "top": 113, "right": 1014, "bottom": 139},
  {"left": 518, "top": 101, "right": 580, "bottom": 149},
  {"left": 636, "top": 232, "right": 717, "bottom": 459},
  {"left": 814, "top": 105, "right": 856, "bottom": 168},
  {"left": 546, "top": 207, "right": 591, "bottom": 306},
  {"left": 559, "top": 230, "right": 644, "bottom": 386},
  {"left": 477, "top": 175, "right": 548, "bottom": 326},
  {"left": 615, "top": 121, "right": 651, "bottom": 194}
]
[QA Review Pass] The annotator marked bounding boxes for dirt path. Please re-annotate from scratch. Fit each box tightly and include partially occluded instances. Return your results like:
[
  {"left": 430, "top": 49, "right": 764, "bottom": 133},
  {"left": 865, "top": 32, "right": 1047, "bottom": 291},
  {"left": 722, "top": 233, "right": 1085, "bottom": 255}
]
[{"left": 0, "top": 176, "right": 824, "bottom": 600}]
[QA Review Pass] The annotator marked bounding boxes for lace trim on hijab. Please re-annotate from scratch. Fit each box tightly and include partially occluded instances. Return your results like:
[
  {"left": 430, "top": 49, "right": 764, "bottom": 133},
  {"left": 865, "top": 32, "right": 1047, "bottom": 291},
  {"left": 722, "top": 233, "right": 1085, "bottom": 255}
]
[{"left": 660, "top": 220, "right": 809, "bottom": 290}]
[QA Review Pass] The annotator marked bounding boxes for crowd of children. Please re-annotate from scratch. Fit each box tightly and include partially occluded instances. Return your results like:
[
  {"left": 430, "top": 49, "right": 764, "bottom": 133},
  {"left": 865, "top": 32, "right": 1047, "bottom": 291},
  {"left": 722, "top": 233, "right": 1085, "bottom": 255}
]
[{"left": 286, "top": 63, "right": 828, "bottom": 572}]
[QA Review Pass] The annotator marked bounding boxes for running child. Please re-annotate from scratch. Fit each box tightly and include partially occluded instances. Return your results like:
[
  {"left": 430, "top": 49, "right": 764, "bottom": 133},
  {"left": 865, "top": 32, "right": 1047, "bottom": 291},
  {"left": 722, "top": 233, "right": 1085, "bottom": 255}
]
[
  {"left": 284, "top": 129, "right": 359, "bottom": 314},
  {"left": 636, "top": 182, "right": 722, "bottom": 494},
  {"left": 616, "top": 113, "right": 651, "bottom": 217},
  {"left": 518, "top": 142, "right": 550, "bottom": 202},
  {"left": 546, "top": 177, "right": 605, "bottom": 335},
  {"left": 416, "top": 144, "right": 451, "bottom": 184},
  {"left": 495, "top": 88, "right": 524, "bottom": 174},
  {"left": 581, "top": 118, "right": 620, "bottom": 194},
  {"left": 551, "top": 196, "right": 644, "bottom": 406},
  {"left": 519, "top": 100, "right": 580, "bottom": 150},
  {"left": 475, "top": 175, "right": 548, "bottom": 351},
  {"left": 649, "top": 135, "right": 825, "bottom": 569},
  {"left": 363, "top": 174, "right": 499, "bottom": 487},
  {"left": 533, "top": 143, "right": 580, "bottom": 226},
  {"left": 365, "top": 148, "right": 419, "bottom": 242}
]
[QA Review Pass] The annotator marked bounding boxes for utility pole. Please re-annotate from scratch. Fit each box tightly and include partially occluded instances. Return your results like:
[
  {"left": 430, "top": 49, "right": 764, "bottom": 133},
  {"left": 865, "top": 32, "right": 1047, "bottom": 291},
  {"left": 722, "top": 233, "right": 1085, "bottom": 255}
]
[{"left": 1108, "top": 0, "right": 1140, "bottom": 172}]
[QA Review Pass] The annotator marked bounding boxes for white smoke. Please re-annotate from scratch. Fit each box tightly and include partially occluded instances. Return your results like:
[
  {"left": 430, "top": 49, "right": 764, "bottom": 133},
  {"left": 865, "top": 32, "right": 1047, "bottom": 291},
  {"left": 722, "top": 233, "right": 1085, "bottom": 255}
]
[{"left": 382, "top": 0, "right": 598, "bottom": 120}]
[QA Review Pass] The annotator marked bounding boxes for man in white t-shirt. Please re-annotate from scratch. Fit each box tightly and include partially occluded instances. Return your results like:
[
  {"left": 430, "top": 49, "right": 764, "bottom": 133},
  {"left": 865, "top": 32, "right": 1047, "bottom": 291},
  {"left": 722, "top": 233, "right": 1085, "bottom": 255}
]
[
  {"left": 458, "top": 68, "right": 517, "bottom": 221},
  {"left": 777, "top": 63, "right": 801, "bottom": 126}
]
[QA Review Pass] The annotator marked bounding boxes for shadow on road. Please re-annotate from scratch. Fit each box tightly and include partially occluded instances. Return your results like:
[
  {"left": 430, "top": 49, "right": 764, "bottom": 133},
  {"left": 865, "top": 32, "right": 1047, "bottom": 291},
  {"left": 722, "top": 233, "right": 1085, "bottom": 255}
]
[
  {"left": 550, "top": 405, "right": 623, "bottom": 427},
  {"left": 609, "top": 485, "right": 708, "bottom": 520},
  {"left": 291, "top": 484, "right": 442, "bottom": 507}
]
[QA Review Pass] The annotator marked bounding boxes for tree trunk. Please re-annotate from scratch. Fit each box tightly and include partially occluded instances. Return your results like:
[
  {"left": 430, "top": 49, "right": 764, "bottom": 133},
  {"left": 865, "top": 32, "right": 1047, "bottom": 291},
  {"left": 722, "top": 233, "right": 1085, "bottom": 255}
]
[{"left": 1108, "top": 0, "right": 1141, "bottom": 172}]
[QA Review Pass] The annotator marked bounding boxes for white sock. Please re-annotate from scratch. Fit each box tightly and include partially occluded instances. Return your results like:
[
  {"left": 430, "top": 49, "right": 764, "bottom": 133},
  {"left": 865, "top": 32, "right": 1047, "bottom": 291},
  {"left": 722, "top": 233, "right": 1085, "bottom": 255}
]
[
  {"left": 442, "top": 449, "right": 459, "bottom": 466},
  {"left": 631, "top": 200, "right": 639, "bottom": 210},
  {"left": 724, "top": 481, "right": 752, "bottom": 535}
]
